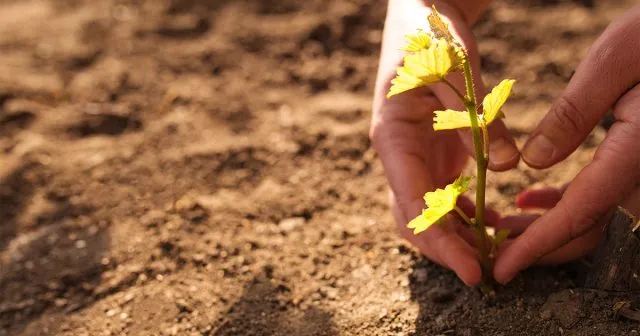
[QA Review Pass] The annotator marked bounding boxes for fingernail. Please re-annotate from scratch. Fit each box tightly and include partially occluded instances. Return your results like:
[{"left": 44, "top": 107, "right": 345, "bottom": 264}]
[
  {"left": 522, "top": 134, "right": 555, "bottom": 167},
  {"left": 489, "top": 137, "right": 519, "bottom": 166}
]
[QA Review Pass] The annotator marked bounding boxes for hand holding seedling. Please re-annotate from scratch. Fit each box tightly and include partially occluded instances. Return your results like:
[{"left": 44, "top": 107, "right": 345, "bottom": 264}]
[
  {"left": 373, "top": 1, "right": 640, "bottom": 288},
  {"left": 371, "top": 1, "right": 519, "bottom": 286},
  {"left": 493, "top": 4, "right": 640, "bottom": 284}
]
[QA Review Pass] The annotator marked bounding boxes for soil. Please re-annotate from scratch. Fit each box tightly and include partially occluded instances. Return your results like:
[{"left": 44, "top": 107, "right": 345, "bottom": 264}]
[{"left": 0, "top": 0, "right": 639, "bottom": 335}]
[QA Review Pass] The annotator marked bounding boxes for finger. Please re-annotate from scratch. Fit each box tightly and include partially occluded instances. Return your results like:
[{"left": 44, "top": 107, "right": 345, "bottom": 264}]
[
  {"left": 457, "top": 196, "right": 501, "bottom": 227},
  {"left": 428, "top": 16, "right": 519, "bottom": 172},
  {"left": 423, "top": 220, "right": 481, "bottom": 286},
  {"left": 495, "top": 214, "right": 540, "bottom": 237},
  {"left": 372, "top": 89, "right": 443, "bottom": 197},
  {"left": 495, "top": 222, "right": 603, "bottom": 266},
  {"left": 390, "top": 192, "right": 481, "bottom": 285},
  {"left": 486, "top": 120, "right": 521, "bottom": 171},
  {"left": 390, "top": 191, "right": 445, "bottom": 266},
  {"left": 494, "top": 84, "right": 640, "bottom": 284},
  {"left": 455, "top": 222, "right": 480, "bottom": 248},
  {"left": 535, "top": 223, "right": 603, "bottom": 265},
  {"left": 521, "top": 7, "right": 640, "bottom": 168},
  {"left": 456, "top": 196, "right": 500, "bottom": 248},
  {"left": 515, "top": 188, "right": 563, "bottom": 209},
  {"left": 457, "top": 119, "right": 521, "bottom": 172}
]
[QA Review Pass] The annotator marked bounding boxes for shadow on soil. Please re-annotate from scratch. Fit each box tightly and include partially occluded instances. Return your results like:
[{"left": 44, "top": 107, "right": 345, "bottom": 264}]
[
  {"left": 213, "top": 275, "right": 338, "bottom": 336},
  {"left": 0, "top": 160, "right": 110, "bottom": 335},
  {"left": 0, "top": 161, "right": 36, "bottom": 251}
]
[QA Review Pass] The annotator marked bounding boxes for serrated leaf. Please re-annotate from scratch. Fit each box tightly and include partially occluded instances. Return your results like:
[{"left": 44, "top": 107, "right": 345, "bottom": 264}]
[
  {"left": 408, "top": 176, "right": 471, "bottom": 234},
  {"left": 388, "top": 39, "right": 460, "bottom": 98},
  {"left": 433, "top": 109, "right": 472, "bottom": 130},
  {"left": 482, "top": 79, "right": 515, "bottom": 125},
  {"left": 401, "top": 30, "right": 433, "bottom": 52},
  {"left": 407, "top": 209, "right": 446, "bottom": 234}
]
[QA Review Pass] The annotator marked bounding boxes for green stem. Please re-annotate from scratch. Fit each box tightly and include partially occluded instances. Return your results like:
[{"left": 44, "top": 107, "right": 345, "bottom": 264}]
[
  {"left": 462, "top": 58, "right": 492, "bottom": 283},
  {"left": 442, "top": 78, "right": 465, "bottom": 102},
  {"left": 454, "top": 206, "right": 473, "bottom": 227},
  {"left": 481, "top": 125, "right": 489, "bottom": 161}
]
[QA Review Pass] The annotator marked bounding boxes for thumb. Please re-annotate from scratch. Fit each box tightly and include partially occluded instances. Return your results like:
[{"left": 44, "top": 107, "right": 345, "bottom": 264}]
[{"left": 521, "top": 6, "right": 640, "bottom": 168}]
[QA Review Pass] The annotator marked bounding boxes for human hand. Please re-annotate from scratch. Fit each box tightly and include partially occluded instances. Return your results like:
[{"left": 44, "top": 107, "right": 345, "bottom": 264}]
[
  {"left": 493, "top": 5, "right": 640, "bottom": 284},
  {"left": 494, "top": 187, "right": 607, "bottom": 266},
  {"left": 371, "top": 1, "right": 519, "bottom": 286}
]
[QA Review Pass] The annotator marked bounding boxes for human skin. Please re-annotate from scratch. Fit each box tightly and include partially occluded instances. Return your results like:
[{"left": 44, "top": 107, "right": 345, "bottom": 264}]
[
  {"left": 370, "top": 0, "right": 519, "bottom": 286},
  {"left": 493, "top": 4, "right": 640, "bottom": 284},
  {"left": 371, "top": 0, "right": 640, "bottom": 286}
]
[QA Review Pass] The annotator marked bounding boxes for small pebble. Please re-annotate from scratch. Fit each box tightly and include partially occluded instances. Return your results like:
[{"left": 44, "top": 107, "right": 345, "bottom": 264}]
[
  {"left": 75, "top": 240, "right": 87, "bottom": 249},
  {"left": 123, "top": 293, "right": 135, "bottom": 303},
  {"left": 278, "top": 217, "right": 305, "bottom": 232}
]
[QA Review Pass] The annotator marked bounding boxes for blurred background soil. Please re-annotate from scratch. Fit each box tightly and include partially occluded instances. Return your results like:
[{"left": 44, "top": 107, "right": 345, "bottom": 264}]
[{"left": 0, "top": 0, "right": 638, "bottom": 335}]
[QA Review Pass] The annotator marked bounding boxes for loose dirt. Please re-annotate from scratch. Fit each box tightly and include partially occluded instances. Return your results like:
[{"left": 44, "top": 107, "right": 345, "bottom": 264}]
[{"left": 0, "top": 0, "right": 638, "bottom": 335}]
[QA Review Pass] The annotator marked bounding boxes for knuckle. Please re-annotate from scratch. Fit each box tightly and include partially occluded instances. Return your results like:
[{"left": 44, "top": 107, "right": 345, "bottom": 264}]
[{"left": 548, "top": 96, "right": 587, "bottom": 136}]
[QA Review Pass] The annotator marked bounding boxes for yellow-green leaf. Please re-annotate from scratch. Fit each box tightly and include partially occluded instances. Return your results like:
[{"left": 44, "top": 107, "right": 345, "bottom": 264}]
[
  {"left": 427, "top": 5, "right": 454, "bottom": 43},
  {"left": 401, "top": 30, "right": 432, "bottom": 52},
  {"left": 407, "top": 209, "right": 445, "bottom": 234},
  {"left": 492, "top": 228, "right": 510, "bottom": 247},
  {"left": 433, "top": 109, "right": 472, "bottom": 130},
  {"left": 407, "top": 176, "right": 471, "bottom": 235},
  {"left": 482, "top": 79, "right": 515, "bottom": 125},
  {"left": 387, "top": 39, "right": 460, "bottom": 98}
]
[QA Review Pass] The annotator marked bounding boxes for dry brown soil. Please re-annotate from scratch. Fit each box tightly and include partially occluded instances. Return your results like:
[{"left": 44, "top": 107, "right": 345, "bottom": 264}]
[{"left": 0, "top": 0, "right": 639, "bottom": 335}]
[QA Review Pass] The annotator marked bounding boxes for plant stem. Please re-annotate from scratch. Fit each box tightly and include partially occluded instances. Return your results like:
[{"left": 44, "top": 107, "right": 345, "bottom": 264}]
[
  {"left": 461, "top": 58, "right": 492, "bottom": 283},
  {"left": 454, "top": 206, "right": 473, "bottom": 227},
  {"left": 442, "top": 78, "right": 465, "bottom": 102},
  {"left": 481, "top": 125, "right": 489, "bottom": 162}
]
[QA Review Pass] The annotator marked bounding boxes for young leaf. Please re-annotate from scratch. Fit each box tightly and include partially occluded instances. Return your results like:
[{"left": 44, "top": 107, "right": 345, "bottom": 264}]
[
  {"left": 492, "top": 228, "right": 510, "bottom": 247},
  {"left": 407, "top": 176, "right": 471, "bottom": 234},
  {"left": 427, "top": 5, "right": 454, "bottom": 43},
  {"left": 407, "top": 209, "right": 446, "bottom": 234},
  {"left": 482, "top": 79, "right": 515, "bottom": 125},
  {"left": 433, "top": 109, "right": 472, "bottom": 130},
  {"left": 401, "top": 30, "right": 433, "bottom": 52},
  {"left": 387, "top": 39, "right": 461, "bottom": 98}
]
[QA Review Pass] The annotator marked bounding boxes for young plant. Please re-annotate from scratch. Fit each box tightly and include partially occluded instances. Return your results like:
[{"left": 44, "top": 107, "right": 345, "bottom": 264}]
[{"left": 386, "top": 6, "right": 514, "bottom": 286}]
